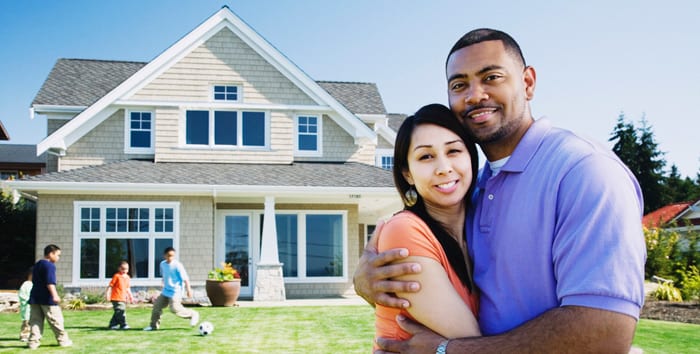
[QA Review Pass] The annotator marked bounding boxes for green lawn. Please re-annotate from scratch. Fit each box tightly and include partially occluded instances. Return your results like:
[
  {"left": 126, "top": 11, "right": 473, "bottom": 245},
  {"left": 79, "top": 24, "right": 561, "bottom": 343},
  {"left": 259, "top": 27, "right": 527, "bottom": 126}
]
[{"left": 0, "top": 305, "right": 698, "bottom": 353}]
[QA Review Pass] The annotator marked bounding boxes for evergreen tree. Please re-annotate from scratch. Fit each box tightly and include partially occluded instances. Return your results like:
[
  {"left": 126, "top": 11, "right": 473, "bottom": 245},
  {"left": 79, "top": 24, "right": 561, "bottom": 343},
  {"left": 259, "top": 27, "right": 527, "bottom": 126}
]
[
  {"left": 610, "top": 113, "right": 639, "bottom": 175},
  {"left": 636, "top": 116, "right": 667, "bottom": 213}
]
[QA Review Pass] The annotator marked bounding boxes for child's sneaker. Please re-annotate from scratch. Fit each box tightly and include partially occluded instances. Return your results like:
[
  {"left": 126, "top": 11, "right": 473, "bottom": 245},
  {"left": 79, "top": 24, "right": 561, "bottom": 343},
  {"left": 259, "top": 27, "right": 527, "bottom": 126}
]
[
  {"left": 121, "top": 325, "right": 130, "bottom": 330},
  {"left": 143, "top": 326, "right": 155, "bottom": 331},
  {"left": 189, "top": 311, "right": 199, "bottom": 326},
  {"left": 110, "top": 325, "right": 120, "bottom": 330},
  {"left": 59, "top": 340, "right": 73, "bottom": 347}
]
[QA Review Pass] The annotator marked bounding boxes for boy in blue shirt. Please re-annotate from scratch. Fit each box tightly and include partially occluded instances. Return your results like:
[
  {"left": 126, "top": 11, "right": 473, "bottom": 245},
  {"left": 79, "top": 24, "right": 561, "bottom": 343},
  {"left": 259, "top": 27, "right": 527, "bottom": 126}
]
[
  {"left": 27, "top": 244, "right": 72, "bottom": 349},
  {"left": 143, "top": 247, "right": 199, "bottom": 330}
]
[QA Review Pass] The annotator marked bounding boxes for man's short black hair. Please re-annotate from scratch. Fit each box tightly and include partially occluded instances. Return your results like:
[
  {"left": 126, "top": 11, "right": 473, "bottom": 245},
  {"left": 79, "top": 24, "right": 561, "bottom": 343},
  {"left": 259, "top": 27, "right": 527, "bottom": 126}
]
[
  {"left": 43, "top": 244, "right": 61, "bottom": 256},
  {"left": 447, "top": 28, "right": 526, "bottom": 67},
  {"left": 164, "top": 246, "right": 176, "bottom": 254}
]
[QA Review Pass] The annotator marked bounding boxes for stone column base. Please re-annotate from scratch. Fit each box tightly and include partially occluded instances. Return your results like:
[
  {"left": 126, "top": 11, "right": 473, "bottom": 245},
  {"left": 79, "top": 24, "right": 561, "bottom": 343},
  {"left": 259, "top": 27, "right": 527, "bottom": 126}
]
[{"left": 254, "top": 263, "right": 286, "bottom": 301}]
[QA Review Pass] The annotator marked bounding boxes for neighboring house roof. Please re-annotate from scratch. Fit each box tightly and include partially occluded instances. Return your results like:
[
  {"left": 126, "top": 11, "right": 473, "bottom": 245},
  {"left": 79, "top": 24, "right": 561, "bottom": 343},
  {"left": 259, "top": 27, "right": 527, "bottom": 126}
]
[
  {"left": 387, "top": 113, "right": 407, "bottom": 132},
  {"left": 33, "top": 59, "right": 146, "bottom": 107},
  {"left": 18, "top": 159, "right": 393, "bottom": 190},
  {"left": 0, "top": 144, "right": 46, "bottom": 164},
  {"left": 643, "top": 200, "right": 696, "bottom": 228},
  {"left": 35, "top": 6, "right": 376, "bottom": 155},
  {"left": 0, "top": 120, "right": 9, "bottom": 140},
  {"left": 316, "top": 81, "right": 386, "bottom": 115}
]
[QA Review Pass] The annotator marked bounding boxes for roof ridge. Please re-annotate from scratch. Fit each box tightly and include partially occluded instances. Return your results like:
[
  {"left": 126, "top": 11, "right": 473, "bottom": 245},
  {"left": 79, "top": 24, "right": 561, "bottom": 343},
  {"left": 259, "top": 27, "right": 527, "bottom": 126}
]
[
  {"left": 58, "top": 58, "right": 148, "bottom": 65},
  {"left": 316, "top": 80, "right": 377, "bottom": 85}
]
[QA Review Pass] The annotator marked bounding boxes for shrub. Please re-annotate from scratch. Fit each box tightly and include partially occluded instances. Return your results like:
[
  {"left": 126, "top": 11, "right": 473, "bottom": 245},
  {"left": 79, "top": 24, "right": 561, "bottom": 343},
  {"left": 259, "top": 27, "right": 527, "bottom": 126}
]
[
  {"left": 66, "top": 298, "right": 86, "bottom": 310},
  {"left": 652, "top": 282, "right": 683, "bottom": 302},
  {"left": 644, "top": 226, "right": 680, "bottom": 279},
  {"left": 677, "top": 265, "right": 700, "bottom": 301}
]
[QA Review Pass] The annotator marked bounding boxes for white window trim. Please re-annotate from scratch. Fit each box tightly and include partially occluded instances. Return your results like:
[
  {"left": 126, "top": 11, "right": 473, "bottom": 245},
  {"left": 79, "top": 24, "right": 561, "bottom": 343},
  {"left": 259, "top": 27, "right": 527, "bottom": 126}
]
[
  {"left": 375, "top": 148, "right": 394, "bottom": 169},
  {"left": 71, "top": 201, "right": 180, "bottom": 287},
  {"left": 211, "top": 84, "right": 243, "bottom": 102},
  {"left": 294, "top": 114, "right": 323, "bottom": 157},
  {"left": 179, "top": 108, "right": 270, "bottom": 150},
  {"left": 124, "top": 109, "right": 155, "bottom": 154}
]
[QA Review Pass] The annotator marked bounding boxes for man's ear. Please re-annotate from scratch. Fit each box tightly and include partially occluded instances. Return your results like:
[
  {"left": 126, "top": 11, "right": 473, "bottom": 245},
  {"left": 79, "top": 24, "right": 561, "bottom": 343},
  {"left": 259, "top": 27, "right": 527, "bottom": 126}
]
[{"left": 523, "top": 65, "right": 536, "bottom": 101}]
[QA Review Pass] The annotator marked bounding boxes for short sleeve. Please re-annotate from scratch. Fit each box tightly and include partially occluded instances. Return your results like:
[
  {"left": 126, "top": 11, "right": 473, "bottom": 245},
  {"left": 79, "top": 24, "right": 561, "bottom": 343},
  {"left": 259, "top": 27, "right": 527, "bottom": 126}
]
[
  {"left": 377, "top": 211, "right": 442, "bottom": 261},
  {"left": 109, "top": 274, "right": 119, "bottom": 287}
]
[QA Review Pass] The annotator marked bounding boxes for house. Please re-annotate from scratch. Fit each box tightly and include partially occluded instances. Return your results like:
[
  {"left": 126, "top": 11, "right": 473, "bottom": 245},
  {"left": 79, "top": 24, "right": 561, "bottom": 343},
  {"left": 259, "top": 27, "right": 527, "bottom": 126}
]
[
  {"left": 643, "top": 199, "right": 700, "bottom": 234},
  {"left": 0, "top": 144, "right": 47, "bottom": 180},
  {"left": 6, "top": 7, "right": 405, "bottom": 300}
]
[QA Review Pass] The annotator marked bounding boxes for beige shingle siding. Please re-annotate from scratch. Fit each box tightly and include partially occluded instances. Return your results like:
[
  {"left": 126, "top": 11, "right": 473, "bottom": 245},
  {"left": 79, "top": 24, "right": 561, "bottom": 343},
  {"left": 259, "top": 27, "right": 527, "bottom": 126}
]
[
  {"left": 130, "top": 28, "right": 315, "bottom": 105},
  {"left": 178, "top": 196, "right": 214, "bottom": 283},
  {"left": 377, "top": 136, "right": 393, "bottom": 149},
  {"left": 57, "top": 110, "right": 153, "bottom": 171},
  {"left": 35, "top": 194, "right": 73, "bottom": 283}
]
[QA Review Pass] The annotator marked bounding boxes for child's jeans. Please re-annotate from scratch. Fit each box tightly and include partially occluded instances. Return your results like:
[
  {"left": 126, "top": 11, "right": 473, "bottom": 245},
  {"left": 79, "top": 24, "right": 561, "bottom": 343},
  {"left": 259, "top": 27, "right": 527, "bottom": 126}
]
[{"left": 109, "top": 301, "right": 127, "bottom": 328}]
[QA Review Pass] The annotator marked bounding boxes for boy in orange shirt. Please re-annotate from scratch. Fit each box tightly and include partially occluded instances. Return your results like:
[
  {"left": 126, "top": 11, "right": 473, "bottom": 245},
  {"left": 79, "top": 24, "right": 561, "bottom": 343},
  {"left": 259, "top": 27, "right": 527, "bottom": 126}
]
[{"left": 105, "top": 261, "right": 134, "bottom": 330}]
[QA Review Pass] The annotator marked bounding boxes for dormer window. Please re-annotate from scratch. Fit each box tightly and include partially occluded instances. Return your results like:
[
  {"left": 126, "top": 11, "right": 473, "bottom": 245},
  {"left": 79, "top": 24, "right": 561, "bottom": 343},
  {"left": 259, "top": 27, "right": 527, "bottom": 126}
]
[
  {"left": 125, "top": 110, "right": 155, "bottom": 154},
  {"left": 295, "top": 115, "right": 322, "bottom": 156},
  {"left": 213, "top": 85, "right": 239, "bottom": 101}
]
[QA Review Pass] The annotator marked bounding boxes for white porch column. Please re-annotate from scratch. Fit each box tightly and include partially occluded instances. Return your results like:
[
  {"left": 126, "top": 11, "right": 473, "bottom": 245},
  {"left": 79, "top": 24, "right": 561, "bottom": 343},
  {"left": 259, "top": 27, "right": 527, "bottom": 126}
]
[{"left": 254, "top": 196, "right": 286, "bottom": 301}]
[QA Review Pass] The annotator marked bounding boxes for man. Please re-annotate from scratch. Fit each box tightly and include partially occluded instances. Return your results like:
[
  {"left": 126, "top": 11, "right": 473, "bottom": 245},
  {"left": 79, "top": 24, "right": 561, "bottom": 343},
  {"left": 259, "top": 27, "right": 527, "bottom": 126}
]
[
  {"left": 354, "top": 29, "right": 646, "bottom": 353},
  {"left": 143, "top": 247, "right": 199, "bottom": 331},
  {"left": 27, "top": 244, "right": 72, "bottom": 349}
]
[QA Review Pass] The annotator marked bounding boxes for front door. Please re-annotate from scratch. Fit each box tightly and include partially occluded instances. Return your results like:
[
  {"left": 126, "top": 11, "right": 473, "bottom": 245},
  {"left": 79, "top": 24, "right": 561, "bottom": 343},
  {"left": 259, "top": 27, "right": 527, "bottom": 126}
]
[{"left": 216, "top": 212, "right": 255, "bottom": 297}]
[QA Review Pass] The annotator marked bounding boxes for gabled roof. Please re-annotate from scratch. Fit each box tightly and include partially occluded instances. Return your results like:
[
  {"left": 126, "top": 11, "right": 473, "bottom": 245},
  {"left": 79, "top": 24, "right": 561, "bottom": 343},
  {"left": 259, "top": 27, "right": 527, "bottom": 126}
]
[
  {"left": 0, "top": 120, "right": 8, "bottom": 140},
  {"left": 316, "top": 81, "right": 386, "bottom": 115},
  {"left": 31, "top": 60, "right": 386, "bottom": 118},
  {"left": 387, "top": 113, "right": 407, "bottom": 133},
  {"left": 0, "top": 144, "right": 46, "bottom": 164},
  {"left": 35, "top": 6, "right": 376, "bottom": 155},
  {"left": 33, "top": 59, "right": 146, "bottom": 107},
  {"left": 17, "top": 160, "right": 393, "bottom": 189},
  {"left": 642, "top": 200, "right": 697, "bottom": 228}
]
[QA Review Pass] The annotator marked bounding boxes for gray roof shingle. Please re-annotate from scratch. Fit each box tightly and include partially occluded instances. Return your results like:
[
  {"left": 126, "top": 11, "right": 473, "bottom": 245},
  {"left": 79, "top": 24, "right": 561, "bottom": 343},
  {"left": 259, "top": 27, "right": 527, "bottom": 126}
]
[
  {"left": 387, "top": 113, "right": 407, "bottom": 132},
  {"left": 32, "top": 59, "right": 146, "bottom": 106},
  {"left": 0, "top": 144, "right": 46, "bottom": 164},
  {"left": 316, "top": 81, "right": 387, "bottom": 115},
  {"left": 23, "top": 160, "right": 394, "bottom": 187},
  {"left": 32, "top": 60, "right": 389, "bottom": 117}
]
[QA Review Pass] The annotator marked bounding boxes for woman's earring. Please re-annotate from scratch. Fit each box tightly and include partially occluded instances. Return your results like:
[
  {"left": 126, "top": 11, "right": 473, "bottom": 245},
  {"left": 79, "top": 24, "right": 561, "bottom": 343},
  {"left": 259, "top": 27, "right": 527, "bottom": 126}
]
[{"left": 404, "top": 186, "right": 418, "bottom": 207}]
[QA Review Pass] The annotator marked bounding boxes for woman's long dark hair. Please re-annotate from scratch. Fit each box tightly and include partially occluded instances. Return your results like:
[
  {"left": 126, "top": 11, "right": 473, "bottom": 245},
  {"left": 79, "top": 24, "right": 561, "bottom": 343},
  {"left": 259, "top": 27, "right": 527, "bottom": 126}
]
[{"left": 392, "top": 103, "right": 479, "bottom": 292}]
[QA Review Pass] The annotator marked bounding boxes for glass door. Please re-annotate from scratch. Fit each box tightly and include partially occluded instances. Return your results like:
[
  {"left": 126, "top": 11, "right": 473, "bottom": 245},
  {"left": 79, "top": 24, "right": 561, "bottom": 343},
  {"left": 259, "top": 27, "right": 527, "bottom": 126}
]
[{"left": 218, "top": 213, "right": 254, "bottom": 297}]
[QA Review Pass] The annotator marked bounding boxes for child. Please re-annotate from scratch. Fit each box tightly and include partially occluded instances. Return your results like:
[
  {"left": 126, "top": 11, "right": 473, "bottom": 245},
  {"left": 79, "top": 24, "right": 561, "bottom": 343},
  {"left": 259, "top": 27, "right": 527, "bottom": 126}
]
[
  {"left": 143, "top": 247, "right": 199, "bottom": 331},
  {"left": 105, "top": 260, "right": 134, "bottom": 330},
  {"left": 18, "top": 268, "right": 33, "bottom": 341},
  {"left": 27, "top": 244, "right": 72, "bottom": 349}
]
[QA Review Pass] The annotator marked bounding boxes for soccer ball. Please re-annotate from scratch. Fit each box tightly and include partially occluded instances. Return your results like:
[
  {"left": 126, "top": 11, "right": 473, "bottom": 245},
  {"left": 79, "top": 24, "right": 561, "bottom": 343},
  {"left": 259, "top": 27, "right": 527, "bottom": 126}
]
[{"left": 199, "top": 321, "right": 214, "bottom": 336}]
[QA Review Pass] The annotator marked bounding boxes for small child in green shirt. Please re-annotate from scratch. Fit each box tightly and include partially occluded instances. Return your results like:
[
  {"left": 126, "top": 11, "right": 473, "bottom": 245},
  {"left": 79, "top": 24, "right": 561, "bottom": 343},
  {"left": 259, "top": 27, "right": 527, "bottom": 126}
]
[{"left": 18, "top": 268, "right": 33, "bottom": 342}]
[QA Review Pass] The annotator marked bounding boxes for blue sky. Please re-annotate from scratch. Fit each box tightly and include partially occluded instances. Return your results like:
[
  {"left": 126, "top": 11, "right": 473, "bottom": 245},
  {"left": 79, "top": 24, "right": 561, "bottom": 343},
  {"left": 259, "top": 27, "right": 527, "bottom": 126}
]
[{"left": 1, "top": 0, "right": 699, "bottom": 177}]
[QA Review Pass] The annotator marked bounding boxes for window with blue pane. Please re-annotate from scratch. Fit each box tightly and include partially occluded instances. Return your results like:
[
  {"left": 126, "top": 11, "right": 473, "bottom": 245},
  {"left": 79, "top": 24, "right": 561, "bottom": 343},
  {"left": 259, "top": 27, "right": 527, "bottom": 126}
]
[
  {"left": 381, "top": 156, "right": 394, "bottom": 170},
  {"left": 276, "top": 215, "right": 298, "bottom": 277},
  {"left": 130, "top": 112, "right": 152, "bottom": 148},
  {"left": 214, "top": 111, "right": 237, "bottom": 145},
  {"left": 297, "top": 116, "right": 318, "bottom": 151},
  {"left": 80, "top": 239, "right": 99, "bottom": 278},
  {"left": 306, "top": 214, "right": 343, "bottom": 277},
  {"left": 154, "top": 239, "right": 173, "bottom": 278},
  {"left": 80, "top": 207, "right": 100, "bottom": 232},
  {"left": 186, "top": 110, "right": 209, "bottom": 145},
  {"left": 105, "top": 239, "right": 149, "bottom": 278},
  {"left": 242, "top": 111, "right": 265, "bottom": 146},
  {"left": 214, "top": 85, "right": 238, "bottom": 101},
  {"left": 155, "top": 208, "right": 174, "bottom": 232},
  {"left": 106, "top": 207, "right": 149, "bottom": 232}
]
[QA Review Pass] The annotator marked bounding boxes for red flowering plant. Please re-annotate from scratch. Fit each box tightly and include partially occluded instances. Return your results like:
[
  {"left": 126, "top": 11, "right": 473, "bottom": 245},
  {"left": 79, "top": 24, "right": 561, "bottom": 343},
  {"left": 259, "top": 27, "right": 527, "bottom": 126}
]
[{"left": 207, "top": 262, "right": 241, "bottom": 281}]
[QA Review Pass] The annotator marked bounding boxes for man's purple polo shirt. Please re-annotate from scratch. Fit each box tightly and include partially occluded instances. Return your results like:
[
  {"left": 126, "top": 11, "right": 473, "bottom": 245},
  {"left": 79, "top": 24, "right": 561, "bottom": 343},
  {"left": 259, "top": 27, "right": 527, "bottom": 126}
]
[{"left": 466, "top": 118, "right": 646, "bottom": 335}]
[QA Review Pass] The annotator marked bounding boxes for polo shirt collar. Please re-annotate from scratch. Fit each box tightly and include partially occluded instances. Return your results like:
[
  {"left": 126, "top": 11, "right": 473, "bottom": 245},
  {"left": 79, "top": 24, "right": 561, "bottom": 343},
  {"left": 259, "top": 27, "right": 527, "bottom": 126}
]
[{"left": 480, "top": 117, "right": 552, "bottom": 179}]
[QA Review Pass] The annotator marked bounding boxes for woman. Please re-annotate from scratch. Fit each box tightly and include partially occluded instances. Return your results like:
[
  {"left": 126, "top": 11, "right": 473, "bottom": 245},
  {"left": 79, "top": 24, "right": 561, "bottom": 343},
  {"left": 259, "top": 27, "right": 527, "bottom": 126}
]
[{"left": 374, "top": 103, "right": 481, "bottom": 347}]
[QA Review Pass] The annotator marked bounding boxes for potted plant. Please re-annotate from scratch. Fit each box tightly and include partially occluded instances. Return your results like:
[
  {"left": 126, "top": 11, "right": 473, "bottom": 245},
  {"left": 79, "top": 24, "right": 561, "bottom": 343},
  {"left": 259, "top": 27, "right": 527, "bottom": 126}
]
[{"left": 205, "top": 262, "right": 242, "bottom": 306}]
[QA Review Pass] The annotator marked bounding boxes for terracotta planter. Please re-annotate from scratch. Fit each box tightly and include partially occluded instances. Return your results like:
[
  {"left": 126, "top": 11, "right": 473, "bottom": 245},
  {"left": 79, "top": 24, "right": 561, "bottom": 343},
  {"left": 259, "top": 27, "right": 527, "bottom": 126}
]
[{"left": 206, "top": 279, "right": 241, "bottom": 306}]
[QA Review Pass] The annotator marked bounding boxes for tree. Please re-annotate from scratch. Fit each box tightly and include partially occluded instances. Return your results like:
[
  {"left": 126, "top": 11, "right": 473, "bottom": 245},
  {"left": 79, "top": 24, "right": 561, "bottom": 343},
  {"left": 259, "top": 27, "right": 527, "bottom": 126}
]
[
  {"left": 0, "top": 189, "right": 36, "bottom": 289},
  {"left": 610, "top": 113, "right": 667, "bottom": 213}
]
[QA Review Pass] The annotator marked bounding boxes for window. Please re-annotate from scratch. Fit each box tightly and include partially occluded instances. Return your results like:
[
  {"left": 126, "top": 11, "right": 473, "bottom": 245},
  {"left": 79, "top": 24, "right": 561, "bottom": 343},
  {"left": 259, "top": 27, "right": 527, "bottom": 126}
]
[
  {"left": 262, "top": 212, "right": 346, "bottom": 280},
  {"left": 295, "top": 115, "right": 321, "bottom": 155},
  {"left": 184, "top": 110, "right": 267, "bottom": 148},
  {"left": 74, "top": 202, "right": 178, "bottom": 282},
  {"left": 125, "top": 111, "right": 154, "bottom": 153},
  {"left": 375, "top": 149, "right": 394, "bottom": 170},
  {"left": 213, "top": 85, "right": 239, "bottom": 101}
]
